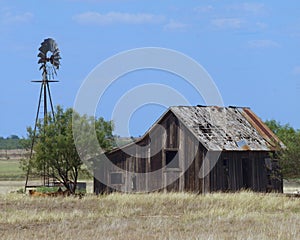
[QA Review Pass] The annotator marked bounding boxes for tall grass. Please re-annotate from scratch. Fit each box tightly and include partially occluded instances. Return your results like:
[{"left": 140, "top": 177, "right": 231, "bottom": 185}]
[{"left": 1, "top": 192, "right": 300, "bottom": 240}]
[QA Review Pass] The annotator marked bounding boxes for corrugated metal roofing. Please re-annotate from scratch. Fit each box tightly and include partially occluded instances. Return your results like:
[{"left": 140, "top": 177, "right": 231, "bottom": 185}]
[{"left": 170, "top": 106, "right": 284, "bottom": 151}]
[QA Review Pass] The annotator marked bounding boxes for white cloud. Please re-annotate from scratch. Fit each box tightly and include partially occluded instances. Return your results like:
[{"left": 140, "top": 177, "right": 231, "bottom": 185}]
[
  {"left": 211, "top": 18, "right": 243, "bottom": 29},
  {"left": 164, "top": 20, "right": 188, "bottom": 31},
  {"left": 292, "top": 66, "right": 300, "bottom": 75},
  {"left": 194, "top": 5, "right": 214, "bottom": 13},
  {"left": 1, "top": 11, "right": 33, "bottom": 25},
  {"left": 228, "top": 3, "right": 266, "bottom": 15},
  {"left": 73, "top": 11, "right": 165, "bottom": 25},
  {"left": 248, "top": 40, "right": 280, "bottom": 48}
]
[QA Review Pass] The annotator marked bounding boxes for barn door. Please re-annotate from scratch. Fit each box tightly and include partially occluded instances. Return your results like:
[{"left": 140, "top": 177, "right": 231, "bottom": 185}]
[
  {"left": 242, "top": 158, "right": 252, "bottom": 189},
  {"left": 223, "top": 159, "right": 229, "bottom": 191}
]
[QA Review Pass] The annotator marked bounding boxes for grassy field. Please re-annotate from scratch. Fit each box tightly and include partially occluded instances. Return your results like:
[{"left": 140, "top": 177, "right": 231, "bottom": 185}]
[
  {"left": 1, "top": 158, "right": 300, "bottom": 239},
  {"left": 1, "top": 192, "right": 300, "bottom": 240},
  {"left": 0, "top": 159, "right": 25, "bottom": 180},
  {"left": 0, "top": 158, "right": 92, "bottom": 181}
]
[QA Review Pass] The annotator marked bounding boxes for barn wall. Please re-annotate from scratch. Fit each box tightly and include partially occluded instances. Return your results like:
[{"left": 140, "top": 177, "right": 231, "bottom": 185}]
[
  {"left": 179, "top": 123, "right": 206, "bottom": 193},
  {"left": 157, "top": 112, "right": 206, "bottom": 193},
  {"left": 94, "top": 112, "right": 182, "bottom": 193},
  {"left": 94, "top": 111, "right": 282, "bottom": 194},
  {"left": 94, "top": 112, "right": 201, "bottom": 193},
  {"left": 162, "top": 112, "right": 181, "bottom": 192},
  {"left": 208, "top": 151, "right": 282, "bottom": 193}
]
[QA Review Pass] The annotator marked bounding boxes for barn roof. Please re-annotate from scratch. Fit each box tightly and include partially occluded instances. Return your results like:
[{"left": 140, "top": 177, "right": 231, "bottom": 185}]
[{"left": 170, "top": 106, "right": 285, "bottom": 151}]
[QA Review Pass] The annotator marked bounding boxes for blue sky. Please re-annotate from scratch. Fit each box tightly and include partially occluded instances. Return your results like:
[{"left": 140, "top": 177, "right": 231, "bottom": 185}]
[{"left": 0, "top": 0, "right": 299, "bottom": 137}]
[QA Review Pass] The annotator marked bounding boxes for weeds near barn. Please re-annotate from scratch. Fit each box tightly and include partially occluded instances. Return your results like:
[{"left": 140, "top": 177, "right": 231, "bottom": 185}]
[{"left": 1, "top": 192, "right": 300, "bottom": 239}]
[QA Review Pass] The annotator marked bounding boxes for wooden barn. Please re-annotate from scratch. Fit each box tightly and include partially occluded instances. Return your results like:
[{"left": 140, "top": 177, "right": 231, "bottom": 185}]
[{"left": 93, "top": 106, "right": 284, "bottom": 194}]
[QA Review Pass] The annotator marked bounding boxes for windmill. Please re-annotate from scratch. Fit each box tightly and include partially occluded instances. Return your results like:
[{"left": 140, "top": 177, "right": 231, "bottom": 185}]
[{"left": 25, "top": 38, "right": 61, "bottom": 190}]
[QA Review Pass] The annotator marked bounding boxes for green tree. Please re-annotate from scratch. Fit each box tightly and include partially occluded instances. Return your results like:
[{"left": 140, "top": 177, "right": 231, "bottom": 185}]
[
  {"left": 0, "top": 135, "right": 23, "bottom": 150},
  {"left": 265, "top": 120, "right": 300, "bottom": 178},
  {"left": 23, "top": 106, "right": 114, "bottom": 193},
  {"left": 9, "top": 135, "right": 20, "bottom": 140}
]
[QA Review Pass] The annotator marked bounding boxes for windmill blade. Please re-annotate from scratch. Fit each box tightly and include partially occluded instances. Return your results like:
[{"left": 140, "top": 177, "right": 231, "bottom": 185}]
[
  {"left": 37, "top": 38, "right": 61, "bottom": 75},
  {"left": 53, "top": 56, "right": 61, "bottom": 62},
  {"left": 38, "top": 42, "right": 49, "bottom": 54},
  {"left": 37, "top": 52, "right": 46, "bottom": 58},
  {"left": 53, "top": 48, "right": 60, "bottom": 55},
  {"left": 47, "top": 38, "right": 57, "bottom": 52},
  {"left": 38, "top": 59, "right": 46, "bottom": 64},
  {"left": 52, "top": 52, "right": 61, "bottom": 59}
]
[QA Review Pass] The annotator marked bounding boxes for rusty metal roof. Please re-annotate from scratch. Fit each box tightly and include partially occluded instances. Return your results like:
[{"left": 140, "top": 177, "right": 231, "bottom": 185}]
[{"left": 170, "top": 106, "right": 285, "bottom": 151}]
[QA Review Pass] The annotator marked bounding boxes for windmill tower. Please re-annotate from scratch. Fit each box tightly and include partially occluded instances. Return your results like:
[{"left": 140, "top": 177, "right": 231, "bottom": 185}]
[{"left": 25, "top": 38, "right": 61, "bottom": 190}]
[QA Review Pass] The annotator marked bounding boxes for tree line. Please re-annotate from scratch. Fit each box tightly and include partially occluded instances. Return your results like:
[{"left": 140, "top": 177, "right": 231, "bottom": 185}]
[
  {"left": 265, "top": 120, "right": 300, "bottom": 179},
  {"left": 0, "top": 135, "right": 23, "bottom": 150}
]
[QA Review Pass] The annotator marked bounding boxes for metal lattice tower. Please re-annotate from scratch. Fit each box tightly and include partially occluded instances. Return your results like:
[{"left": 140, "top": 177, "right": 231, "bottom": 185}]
[{"left": 25, "top": 38, "right": 61, "bottom": 190}]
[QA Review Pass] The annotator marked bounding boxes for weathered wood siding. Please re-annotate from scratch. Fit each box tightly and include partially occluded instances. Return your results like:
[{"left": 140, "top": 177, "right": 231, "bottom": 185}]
[
  {"left": 208, "top": 151, "right": 282, "bottom": 192},
  {"left": 94, "top": 111, "right": 282, "bottom": 194}
]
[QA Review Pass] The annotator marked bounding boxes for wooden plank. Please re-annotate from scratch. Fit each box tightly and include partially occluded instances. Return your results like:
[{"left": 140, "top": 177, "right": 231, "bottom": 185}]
[
  {"left": 179, "top": 122, "right": 185, "bottom": 192},
  {"left": 194, "top": 142, "right": 199, "bottom": 193}
]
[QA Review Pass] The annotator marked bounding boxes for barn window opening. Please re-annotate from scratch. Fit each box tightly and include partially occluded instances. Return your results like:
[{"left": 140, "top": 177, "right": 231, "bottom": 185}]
[
  {"left": 110, "top": 172, "right": 123, "bottom": 184},
  {"left": 165, "top": 150, "right": 179, "bottom": 168}
]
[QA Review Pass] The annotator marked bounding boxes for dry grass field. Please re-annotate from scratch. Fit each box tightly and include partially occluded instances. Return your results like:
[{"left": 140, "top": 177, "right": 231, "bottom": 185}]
[
  {"left": 1, "top": 158, "right": 300, "bottom": 239},
  {"left": 1, "top": 192, "right": 300, "bottom": 240}
]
